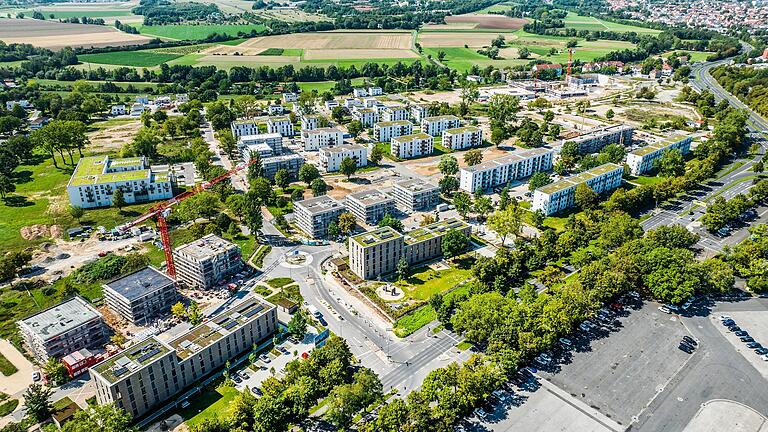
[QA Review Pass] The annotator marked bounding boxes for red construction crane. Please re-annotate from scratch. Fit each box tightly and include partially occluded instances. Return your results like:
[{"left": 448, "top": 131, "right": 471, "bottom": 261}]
[{"left": 116, "top": 158, "right": 258, "bottom": 278}]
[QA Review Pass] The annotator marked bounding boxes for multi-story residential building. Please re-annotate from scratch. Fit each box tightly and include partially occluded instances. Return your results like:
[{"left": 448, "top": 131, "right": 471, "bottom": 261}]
[
  {"left": 267, "top": 116, "right": 294, "bottom": 137},
  {"left": 237, "top": 133, "right": 283, "bottom": 155},
  {"left": 111, "top": 105, "right": 126, "bottom": 116},
  {"left": 374, "top": 120, "right": 413, "bottom": 142},
  {"left": 282, "top": 92, "right": 298, "bottom": 103},
  {"left": 442, "top": 126, "right": 483, "bottom": 150},
  {"left": 392, "top": 178, "right": 440, "bottom": 213},
  {"left": 381, "top": 104, "right": 409, "bottom": 122},
  {"left": 344, "top": 98, "right": 363, "bottom": 109},
  {"left": 368, "top": 87, "right": 383, "bottom": 96},
  {"left": 353, "top": 88, "right": 368, "bottom": 98},
  {"left": 103, "top": 267, "right": 178, "bottom": 326},
  {"left": 231, "top": 119, "right": 259, "bottom": 138},
  {"left": 130, "top": 103, "right": 145, "bottom": 117},
  {"left": 300, "top": 114, "right": 322, "bottom": 131},
  {"left": 363, "top": 97, "right": 383, "bottom": 110},
  {"left": 294, "top": 195, "right": 346, "bottom": 238},
  {"left": 532, "top": 163, "right": 624, "bottom": 215},
  {"left": 90, "top": 298, "right": 276, "bottom": 418},
  {"left": 626, "top": 135, "right": 692, "bottom": 175},
  {"left": 391, "top": 133, "right": 433, "bottom": 159},
  {"left": 459, "top": 148, "right": 554, "bottom": 193},
  {"left": 67, "top": 156, "right": 174, "bottom": 209},
  {"left": 410, "top": 104, "right": 430, "bottom": 123},
  {"left": 267, "top": 105, "right": 284, "bottom": 115},
  {"left": 421, "top": 115, "right": 461, "bottom": 136},
  {"left": 561, "top": 124, "right": 634, "bottom": 155},
  {"left": 173, "top": 234, "right": 242, "bottom": 290},
  {"left": 352, "top": 108, "right": 379, "bottom": 127},
  {"left": 18, "top": 297, "right": 107, "bottom": 361},
  {"left": 259, "top": 154, "right": 305, "bottom": 180},
  {"left": 348, "top": 218, "right": 470, "bottom": 279},
  {"left": 325, "top": 100, "right": 339, "bottom": 110},
  {"left": 345, "top": 190, "right": 396, "bottom": 225},
  {"left": 302, "top": 127, "right": 344, "bottom": 151},
  {"left": 319, "top": 144, "right": 368, "bottom": 173},
  {"left": 243, "top": 143, "right": 274, "bottom": 160}
]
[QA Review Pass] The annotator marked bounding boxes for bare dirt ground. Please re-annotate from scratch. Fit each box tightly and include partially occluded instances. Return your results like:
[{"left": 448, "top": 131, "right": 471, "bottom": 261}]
[
  {"left": 445, "top": 14, "right": 528, "bottom": 30},
  {"left": 0, "top": 18, "right": 151, "bottom": 49},
  {"left": 88, "top": 119, "right": 142, "bottom": 153},
  {"left": 31, "top": 236, "right": 139, "bottom": 283},
  {"left": 325, "top": 168, "right": 400, "bottom": 200},
  {"left": 405, "top": 89, "right": 463, "bottom": 104}
]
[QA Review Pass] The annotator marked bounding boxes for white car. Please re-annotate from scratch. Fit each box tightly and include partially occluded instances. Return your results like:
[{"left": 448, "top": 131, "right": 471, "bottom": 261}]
[
  {"left": 762, "top": 354, "right": 768, "bottom": 362},
  {"left": 31, "top": 371, "right": 41, "bottom": 382},
  {"left": 658, "top": 306, "right": 672, "bottom": 314},
  {"left": 719, "top": 315, "right": 732, "bottom": 321}
]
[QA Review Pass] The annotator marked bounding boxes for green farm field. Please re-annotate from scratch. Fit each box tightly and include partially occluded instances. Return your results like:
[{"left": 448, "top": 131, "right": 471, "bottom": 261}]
[
  {"left": 563, "top": 12, "right": 661, "bottom": 34},
  {"left": 22, "top": 9, "right": 134, "bottom": 18},
  {"left": 79, "top": 50, "right": 183, "bottom": 67},
  {"left": 139, "top": 24, "right": 268, "bottom": 41}
]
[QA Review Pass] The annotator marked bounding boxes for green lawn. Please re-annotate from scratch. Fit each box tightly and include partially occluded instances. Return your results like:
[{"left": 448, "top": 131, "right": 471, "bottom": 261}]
[
  {"left": 266, "top": 277, "right": 295, "bottom": 289},
  {"left": 297, "top": 78, "right": 366, "bottom": 93},
  {"left": 563, "top": 12, "right": 661, "bottom": 34},
  {"left": 394, "top": 265, "right": 471, "bottom": 300},
  {"left": 629, "top": 175, "right": 665, "bottom": 186},
  {"left": 0, "top": 352, "right": 18, "bottom": 376},
  {"left": 0, "top": 399, "right": 19, "bottom": 417},
  {"left": 393, "top": 306, "right": 436, "bottom": 337},
  {"left": 79, "top": 50, "right": 182, "bottom": 67},
  {"left": 180, "top": 386, "right": 240, "bottom": 428},
  {"left": 139, "top": 24, "right": 268, "bottom": 41}
]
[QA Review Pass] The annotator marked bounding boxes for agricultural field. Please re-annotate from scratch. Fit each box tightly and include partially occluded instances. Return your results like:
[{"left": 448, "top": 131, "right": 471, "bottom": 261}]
[
  {"left": 253, "top": 8, "right": 331, "bottom": 23},
  {"left": 0, "top": 17, "right": 151, "bottom": 49},
  {"left": 138, "top": 24, "right": 268, "bottom": 41},
  {"left": 444, "top": 14, "right": 528, "bottom": 30},
  {"left": 563, "top": 12, "right": 662, "bottom": 34},
  {"left": 79, "top": 50, "right": 182, "bottom": 67}
]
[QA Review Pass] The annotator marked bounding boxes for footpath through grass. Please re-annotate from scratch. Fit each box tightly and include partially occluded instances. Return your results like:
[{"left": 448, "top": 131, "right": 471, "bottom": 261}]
[{"left": 179, "top": 386, "right": 240, "bottom": 427}]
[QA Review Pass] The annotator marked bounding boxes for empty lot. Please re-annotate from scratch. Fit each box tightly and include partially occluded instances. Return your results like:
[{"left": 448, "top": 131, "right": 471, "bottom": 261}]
[{"left": 0, "top": 18, "right": 151, "bottom": 49}]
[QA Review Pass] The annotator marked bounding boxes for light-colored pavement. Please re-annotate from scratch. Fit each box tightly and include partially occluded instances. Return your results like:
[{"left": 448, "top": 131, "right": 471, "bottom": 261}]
[
  {"left": 0, "top": 339, "right": 34, "bottom": 397},
  {"left": 682, "top": 400, "right": 768, "bottom": 432},
  {"left": 713, "top": 310, "right": 768, "bottom": 381},
  {"left": 235, "top": 335, "right": 317, "bottom": 392}
]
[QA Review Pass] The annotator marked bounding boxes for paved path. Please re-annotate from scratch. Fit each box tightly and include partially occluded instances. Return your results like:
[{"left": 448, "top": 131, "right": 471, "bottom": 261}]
[{"left": 0, "top": 339, "right": 33, "bottom": 397}]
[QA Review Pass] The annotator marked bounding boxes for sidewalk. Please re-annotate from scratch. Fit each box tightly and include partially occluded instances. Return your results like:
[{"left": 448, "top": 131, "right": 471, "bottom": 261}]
[{"left": 0, "top": 339, "right": 34, "bottom": 396}]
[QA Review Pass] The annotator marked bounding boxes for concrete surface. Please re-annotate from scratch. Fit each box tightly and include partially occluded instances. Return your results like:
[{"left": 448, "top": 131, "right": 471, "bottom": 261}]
[
  {"left": 713, "top": 310, "right": 768, "bottom": 381},
  {"left": 682, "top": 400, "right": 768, "bottom": 432},
  {"left": 0, "top": 339, "right": 34, "bottom": 396}
]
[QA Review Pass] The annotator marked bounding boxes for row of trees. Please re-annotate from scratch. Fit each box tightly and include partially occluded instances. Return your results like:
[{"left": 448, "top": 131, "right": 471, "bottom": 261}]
[{"left": 702, "top": 179, "right": 768, "bottom": 232}]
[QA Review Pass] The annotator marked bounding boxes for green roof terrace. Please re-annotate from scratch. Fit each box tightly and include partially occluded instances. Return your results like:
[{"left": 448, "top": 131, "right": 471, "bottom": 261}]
[
  {"left": 536, "top": 163, "right": 621, "bottom": 195},
  {"left": 444, "top": 126, "right": 480, "bottom": 135},
  {"left": 393, "top": 133, "right": 432, "bottom": 142},
  {"left": 91, "top": 337, "right": 171, "bottom": 383},
  {"left": 68, "top": 156, "right": 153, "bottom": 187},
  {"left": 376, "top": 120, "right": 411, "bottom": 127},
  {"left": 350, "top": 226, "right": 402, "bottom": 248}
]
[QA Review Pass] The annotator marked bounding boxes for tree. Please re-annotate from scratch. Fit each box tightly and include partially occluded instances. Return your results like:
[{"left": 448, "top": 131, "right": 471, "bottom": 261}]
[
  {"left": 487, "top": 205, "right": 522, "bottom": 246},
  {"left": 291, "top": 188, "right": 304, "bottom": 202},
  {"left": 347, "top": 120, "right": 363, "bottom": 138},
  {"left": 112, "top": 188, "right": 126, "bottom": 213},
  {"left": 243, "top": 190, "right": 264, "bottom": 233},
  {"left": 187, "top": 302, "right": 203, "bottom": 325},
  {"left": 487, "top": 93, "right": 520, "bottom": 128},
  {"left": 274, "top": 169, "right": 290, "bottom": 189},
  {"left": 337, "top": 212, "right": 356, "bottom": 234},
  {"left": 528, "top": 171, "right": 552, "bottom": 192},
  {"left": 250, "top": 177, "right": 273, "bottom": 204},
  {"left": 0, "top": 174, "right": 15, "bottom": 199},
  {"left": 460, "top": 83, "right": 479, "bottom": 115},
  {"left": 453, "top": 192, "right": 472, "bottom": 218},
  {"left": 0, "top": 250, "right": 32, "bottom": 282},
  {"left": 438, "top": 155, "right": 459, "bottom": 176},
  {"left": 420, "top": 214, "right": 436, "bottom": 226},
  {"left": 396, "top": 256, "right": 408, "bottom": 281},
  {"left": 30, "top": 120, "right": 89, "bottom": 167},
  {"left": 378, "top": 213, "right": 404, "bottom": 232},
  {"left": 442, "top": 229, "right": 469, "bottom": 259},
  {"left": 566, "top": 39, "right": 578, "bottom": 48},
  {"left": 574, "top": 183, "right": 598, "bottom": 210},
  {"left": 226, "top": 194, "right": 246, "bottom": 221},
  {"left": 376, "top": 399, "right": 408, "bottom": 432},
  {"left": 370, "top": 146, "right": 384, "bottom": 165},
  {"left": 43, "top": 358, "right": 68, "bottom": 385},
  {"left": 474, "top": 196, "right": 493, "bottom": 220},
  {"left": 499, "top": 186, "right": 511, "bottom": 210},
  {"left": 311, "top": 178, "right": 327, "bottom": 196},
  {"left": 62, "top": 403, "right": 133, "bottom": 432},
  {"left": 24, "top": 384, "right": 53, "bottom": 422},
  {"left": 68, "top": 205, "right": 84, "bottom": 222},
  {"left": 518, "top": 47, "right": 530, "bottom": 59},
  {"left": 299, "top": 163, "right": 320, "bottom": 185},
  {"left": 606, "top": 109, "right": 615, "bottom": 119},
  {"left": 464, "top": 149, "right": 482, "bottom": 166},
  {"left": 287, "top": 310, "right": 308, "bottom": 339},
  {"left": 328, "top": 221, "right": 340, "bottom": 237},
  {"left": 656, "top": 149, "right": 685, "bottom": 177},
  {"left": 439, "top": 175, "right": 459, "bottom": 195},
  {"left": 127, "top": 126, "right": 161, "bottom": 158},
  {"left": 340, "top": 156, "right": 357, "bottom": 179}
]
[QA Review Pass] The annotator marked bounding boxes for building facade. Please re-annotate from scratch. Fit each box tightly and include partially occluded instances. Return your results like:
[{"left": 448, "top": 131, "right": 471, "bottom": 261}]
[
  {"left": 18, "top": 297, "right": 107, "bottom": 361},
  {"left": 391, "top": 133, "right": 433, "bottom": 159},
  {"left": 173, "top": 234, "right": 242, "bottom": 290},
  {"left": 67, "top": 156, "right": 174, "bottom": 209},
  {"left": 345, "top": 190, "right": 396, "bottom": 225},
  {"left": 302, "top": 127, "right": 344, "bottom": 151},
  {"left": 421, "top": 115, "right": 461, "bottom": 136},
  {"left": 267, "top": 117, "right": 294, "bottom": 137},
  {"left": 300, "top": 114, "right": 322, "bottom": 131},
  {"left": 626, "top": 135, "right": 692, "bottom": 175},
  {"left": 561, "top": 124, "right": 634, "bottom": 155},
  {"left": 374, "top": 120, "right": 413, "bottom": 143},
  {"left": 410, "top": 104, "right": 429, "bottom": 123},
  {"left": 352, "top": 108, "right": 379, "bottom": 127},
  {"left": 259, "top": 154, "right": 305, "bottom": 180},
  {"left": 459, "top": 148, "right": 554, "bottom": 193},
  {"left": 237, "top": 133, "right": 283, "bottom": 155},
  {"left": 381, "top": 105, "right": 409, "bottom": 122},
  {"left": 319, "top": 144, "right": 368, "bottom": 172},
  {"left": 392, "top": 178, "right": 440, "bottom": 213},
  {"left": 532, "top": 163, "right": 624, "bottom": 215},
  {"left": 231, "top": 119, "right": 259, "bottom": 138},
  {"left": 103, "top": 267, "right": 178, "bottom": 326},
  {"left": 294, "top": 195, "right": 346, "bottom": 238},
  {"left": 442, "top": 126, "right": 482, "bottom": 150}
]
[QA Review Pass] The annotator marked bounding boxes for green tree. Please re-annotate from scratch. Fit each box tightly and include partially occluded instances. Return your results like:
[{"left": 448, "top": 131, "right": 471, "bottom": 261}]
[
  {"left": 487, "top": 204, "right": 522, "bottom": 246},
  {"left": 112, "top": 188, "right": 126, "bottom": 213},
  {"left": 574, "top": 183, "right": 598, "bottom": 210},
  {"left": 226, "top": 194, "right": 246, "bottom": 221},
  {"left": 528, "top": 171, "right": 552, "bottom": 192},
  {"left": 328, "top": 221, "right": 340, "bottom": 237},
  {"left": 439, "top": 175, "right": 459, "bottom": 195},
  {"left": 30, "top": 120, "right": 89, "bottom": 167},
  {"left": 442, "top": 229, "right": 469, "bottom": 259},
  {"left": 127, "top": 126, "right": 161, "bottom": 158},
  {"left": 274, "top": 169, "right": 290, "bottom": 189},
  {"left": 340, "top": 156, "right": 357, "bottom": 180},
  {"left": 62, "top": 403, "right": 134, "bottom": 432},
  {"left": 68, "top": 205, "right": 84, "bottom": 222},
  {"left": 606, "top": 108, "right": 615, "bottom": 119},
  {"left": 438, "top": 155, "right": 459, "bottom": 176},
  {"left": 311, "top": 178, "right": 327, "bottom": 196},
  {"left": 287, "top": 310, "right": 308, "bottom": 339},
  {"left": 23, "top": 384, "right": 53, "bottom": 422},
  {"left": 518, "top": 47, "right": 530, "bottom": 59},
  {"left": 0, "top": 174, "right": 15, "bottom": 199},
  {"left": 656, "top": 149, "right": 686, "bottom": 177},
  {"left": 243, "top": 190, "right": 264, "bottom": 233},
  {"left": 396, "top": 256, "right": 408, "bottom": 281},
  {"left": 473, "top": 196, "right": 493, "bottom": 220},
  {"left": 187, "top": 302, "right": 203, "bottom": 326},
  {"left": 464, "top": 149, "right": 482, "bottom": 166},
  {"left": 43, "top": 358, "right": 68, "bottom": 385},
  {"left": 347, "top": 120, "right": 363, "bottom": 138},
  {"left": 299, "top": 163, "right": 320, "bottom": 185},
  {"left": 337, "top": 212, "right": 356, "bottom": 234},
  {"left": 171, "top": 302, "right": 186, "bottom": 320},
  {"left": 453, "top": 192, "right": 472, "bottom": 218},
  {"left": 376, "top": 399, "right": 408, "bottom": 432},
  {"left": 370, "top": 146, "right": 384, "bottom": 165},
  {"left": 378, "top": 213, "right": 404, "bottom": 232},
  {"left": 250, "top": 177, "right": 273, "bottom": 204}
]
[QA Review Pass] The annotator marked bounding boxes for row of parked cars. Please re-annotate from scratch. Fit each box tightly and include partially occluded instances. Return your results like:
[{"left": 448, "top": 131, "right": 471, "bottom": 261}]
[{"left": 720, "top": 315, "right": 768, "bottom": 359}]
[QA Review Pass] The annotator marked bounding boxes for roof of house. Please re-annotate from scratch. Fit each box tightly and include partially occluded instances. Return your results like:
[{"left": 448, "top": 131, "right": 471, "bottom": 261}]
[
  {"left": 174, "top": 234, "right": 239, "bottom": 262},
  {"left": 629, "top": 134, "right": 690, "bottom": 157},
  {"left": 534, "top": 63, "right": 562, "bottom": 69},
  {"left": 537, "top": 163, "right": 622, "bottom": 195},
  {"left": 403, "top": 218, "right": 468, "bottom": 245},
  {"left": 295, "top": 195, "right": 344, "bottom": 215},
  {"left": 19, "top": 296, "right": 102, "bottom": 341},
  {"left": 91, "top": 337, "right": 172, "bottom": 383},
  {"left": 444, "top": 126, "right": 481, "bottom": 135},
  {"left": 423, "top": 115, "right": 459, "bottom": 122},
  {"left": 68, "top": 156, "right": 154, "bottom": 187},
  {"left": 350, "top": 226, "right": 402, "bottom": 247},
  {"left": 376, "top": 120, "right": 412, "bottom": 128},
  {"left": 394, "top": 178, "right": 439, "bottom": 194},
  {"left": 320, "top": 144, "right": 366, "bottom": 154},
  {"left": 393, "top": 132, "right": 432, "bottom": 142},
  {"left": 348, "top": 189, "right": 394, "bottom": 206},
  {"left": 103, "top": 266, "right": 175, "bottom": 301}
]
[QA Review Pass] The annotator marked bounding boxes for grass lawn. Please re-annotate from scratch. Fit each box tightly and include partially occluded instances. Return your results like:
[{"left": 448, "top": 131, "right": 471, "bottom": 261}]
[
  {"left": 0, "top": 399, "right": 19, "bottom": 417},
  {"left": 266, "top": 283, "right": 303, "bottom": 304},
  {"left": 31, "top": 79, "right": 160, "bottom": 92},
  {"left": 298, "top": 78, "right": 366, "bottom": 94},
  {"left": 139, "top": 24, "right": 268, "bottom": 40},
  {"left": 394, "top": 264, "right": 472, "bottom": 300},
  {"left": 79, "top": 50, "right": 182, "bottom": 67},
  {"left": 252, "top": 244, "right": 272, "bottom": 268},
  {"left": 393, "top": 306, "right": 436, "bottom": 337},
  {"left": 23, "top": 10, "right": 133, "bottom": 18},
  {"left": 629, "top": 175, "right": 665, "bottom": 186},
  {"left": 456, "top": 340, "right": 473, "bottom": 350},
  {"left": 181, "top": 386, "right": 240, "bottom": 427},
  {"left": 266, "top": 277, "right": 295, "bottom": 289},
  {"left": 0, "top": 352, "right": 18, "bottom": 376},
  {"left": 563, "top": 12, "right": 661, "bottom": 34}
]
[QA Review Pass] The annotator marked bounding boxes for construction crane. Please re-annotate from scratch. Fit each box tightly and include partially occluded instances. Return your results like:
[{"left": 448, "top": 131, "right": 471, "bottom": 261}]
[
  {"left": 116, "top": 158, "right": 258, "bottom": 278},
  {"left": 567, "top": 48, "right": 574, "bottom": 82}
]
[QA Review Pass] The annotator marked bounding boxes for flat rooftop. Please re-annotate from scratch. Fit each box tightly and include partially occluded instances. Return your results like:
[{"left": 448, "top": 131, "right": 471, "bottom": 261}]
[
  {"left": 295, "top": 195, "right": 344, "bottom": 215},
  {"left": 304, "top": 127, "right": 342, "bottom": 135},
  {"left": 403, "top": 217, "right": 468, "bottom": 245},
  {"left": 68, "top": 156, "right": 153, "bottom": 187},
  {"left": 394, "top": 178, "right": 439, "bottom": 194},
  {"left": 570, "top": 124, "right": 633, "bottom": 142},
  {"left": 262, "top": 154, "right": 304, "bottom": 163},
  {"left": 321, "top": 144, "right": 365, "bottom": 154},
  {"left": 348, "top": 189, "right": 394, "bottom": 206},
  {"left": 91, "top": 337, "right": 172, "bottom": 383},
  {"left": 174, "top": 234, "right": 239, "bottom": 262},
  {"left": 350, "top": 226, "right": 402, "bottom": 247},
  {"left": 463, "top": 147, "right": 552, "bottom": 172},
  {"left": 630, "top": 135, "right": 690, "bottom": 157},
  {"left": 268, "top": 116, "right": 290, "bottom": 122},
  {"left": 238, "top": 133, "right": 281, "bottom": 141},
  {"left": 103, "top": 266, "right": 174, "bottom": 302},
  {"left": 232, "top": 119, "right": 257, "bottom": 125},
  {"left": 19, "top": 297, "right": 101, "bottom": 342},
  {"left": 393, "top": 133, "right": 432, "bottom": 142},
  {"left": 537, "top": 163, "right": 622, "bottom": 195},
  {"left": 376, "top": 120, "right": 411, "bottom": 127},
  {"left": 444, "top": 126, "right": 480, "bottom": 135},
  {"left": 423, "top": 115, "right": 459, "bottom": 122}
]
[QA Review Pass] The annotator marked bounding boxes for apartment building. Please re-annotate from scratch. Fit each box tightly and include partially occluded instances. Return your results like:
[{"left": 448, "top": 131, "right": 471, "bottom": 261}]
[
  {"left": 173, "top": 234, "right": 242, "bottom": 290},
  {"left": 302, "top": 127, "right": 344, "bottom": 151},
  {"left": 442, "top": 126, "right": 483, "bottom": 150},
  {"left": 18, "top": 297, "right": 107, "bottom": 361},
  {"left": 103, "top": 267, "right": 178, "bottom": 326},
  {"left": 231, "top": 119, "right": 259, "bottom": 138},
  {"left": 294, "top": 195, "right": 346, "bottom": 238},
  {"left": 267, "top": 116, "right": 294, "bottom": 137},
  {"left": 67, "top": 156, "right": 174, "bottom": 209},
  {"left": 300, "top": 114, "right": 322, "bottom": 131},
  {"left": 374, "top": 120, "right": 413, "bottom": 142},
  {"left": 368, "top": 86, "right": 383, "bottom": 96},
  {"left": 381, "top": 104, "right": 409, "bottom": 122},
  {"left": 459, "top": 148, "right": 554, "bottom": 193},
  {"left": 562, "top": 124, "right": 634, "bottom": 154},
  {"left": 345, "top": 190, "right": 396, "bottom": 225},
  {"left": 392, "top": 178, "right": 440, "bottom": 212},
  {"left": 282, "top": 92, "right": 298, "bottom": 103},
  {"left": 237, "top": 133, "right": 283, "bottom": 155},
  {"left": 626, "top": 135, "right": 692, "bottom": 175},
  {"left": 391, "top": 133, "right": 434, "bottom": 159},
  {"left": 352, "top": 108, "right": 379, "bottom": 127},
  {"left": 111, "top": 105, "right": 126, "bottom": 116},
  {"left": 532, "top": 163, "right": 624, "bottom": 215},
  {"left": 348, "top": 218, "right": 470, "bottom": 279},
  {"left": 410, "top": 104, "right": 429, "bottom": 123},
  {"left": 90, "top": 298, "right": 276, "bottom": 418},
  {"left": 267, "top": 105, "right": 284, "bottom": 116},
  {"left": 319, "top": 144, "right": 368, "bottom": 173},
  {"left": 353, "top": 88, "right": 368, "bottom": 97},
  {"left": 421, "top": 115, "right": 461, "bottom": 136},
  {"left": 259, "top": 154, "right": 305, "bottom": 180}
]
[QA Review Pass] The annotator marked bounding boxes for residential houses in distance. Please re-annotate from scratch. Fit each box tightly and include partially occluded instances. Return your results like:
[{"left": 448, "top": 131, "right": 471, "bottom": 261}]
[
  {"left": 459, "top": 148, "right": 554, "bottom": 193},
  {"left": 237, "top": 133, "right": 283, "bottom": 156},
  {"left": 391, "top": 133, "right": 434, "bottom": 159},
  {"left": 421, "top": 115, "right": 461, "bottom": 136},
  {"left": 302, "top": 127, "right": 344, "bottom": 151},
  {"left": 231, "top": 119, "right": 259, "bottom": 138},
  {"left": 352, "top": 107, "right": 379, "bottom": 127},
  {"left": 267, "top": 116, "right": 294, "bottom": 137},
  {"left": 320, "top": 144, "right": 368, "bottom": 173},
  {"left": 532, "top": 163, "right": 624, "bottom": 215},
  {"left": 259, "top": 154, "right": 305, "bottom": 180},
  {"left": 294, "top": 195, "right": 346, "bottom": 238},
  {"left": 560, "top": 124, "right": 634, "bottom": 154},
  {"left": 626, "top": 135, "right": 692, "bottom": 175},
  {"left": 375, "top": 120, "right": 413, "bottom": 142}
]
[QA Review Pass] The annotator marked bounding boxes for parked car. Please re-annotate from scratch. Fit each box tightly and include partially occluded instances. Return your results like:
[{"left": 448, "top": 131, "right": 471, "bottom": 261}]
[
  {"left": 579, "top": 322, "right": 591, "bottom": 332},
  {"left": 746, "top": 342, "right": 762, "bottom": 349},
  {"left": 682, "top": 336, "right": 697, "bottom": 346},
  {"left": 728, "top": 325, "right": 741, "bottom": 332},
  {"left": 658, "top": 306, "right": 671, "bottom": 314},
  {"left": 678, "top": 343, "right": 693, "bottom": 354},
  {"left": 756, "top": 348, "right": 768, "bottom": 355},
  {"left": 741, "top": 336, "right": 755, "bottom": 343},
  {"left": 559, "top": 337, "right": 573, "bottom": 347},
  {"left": 735, "top": 331, "right": 749, "bottom": 337},
  {"left": 718, "top": 315, "right": 732, "bottom": 321},
  {"left": 722, "top": 319, "right": 735, "bottom": 326}
]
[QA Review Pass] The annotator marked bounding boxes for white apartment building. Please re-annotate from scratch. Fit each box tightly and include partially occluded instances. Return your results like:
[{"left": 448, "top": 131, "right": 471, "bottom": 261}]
[
  {"left": 282, "top": 92, "right": 298, "bottom": 103},
  {"left": 560, "top": 124, "right": 634, "bottom": 154},
  {"left": 231, "top": 119, "right": 259, "bottom": 138},
  {"left": 626, "top": 135, "right": 692, "bottom": 175},
  {"left": 130, "top": 103, "right": 144, "bottom": 117},
  {"left": 459, "top": 148, "right": 554, "bottom": 193},
  {"left": 381, "top": 104, "right": 409, "bottom": 122},
  {"left": 344, "top": 98, "right": 363, "bottom": 109},
  {"left": 391, "top": 133, "right": 434, "bottom": 159},
  {"left": 302, "top": 127, "right": 344, "bottom": 151},
  {"left": 346, "top": 190, "right": 396, "bottom": 225},
  {"left": 442, "top": 126, "right": 483, "bottom": 150},
  {"left": 532, "top": 163, "right": 624, "bottom": 215},
  {"left": 173, "top": 234, "right": 242, "bottom": 289},
  {"left": 110, "top": 105, "right": 126, "bottom": 116},
  {"left": 374, "top": 120, "right": 413, "bottom": 142},
  {"left": 368, "top": 87, "right": 383, "bottom": 96},
  {"left": 67, "top": 156, "right": 174, "bottom": 209},
  {"left": 267, "top": 116, "right": 294, "bottom": 137},
  {"left": 393, "top": 178, "right": 440, "bottom": 212},
  {"left": 352, "top": 108, "right": 379, "bottom": 127},
  {"left": 320, "top": 144, "right": 368, "bottom": 172},
  {"left": 237, "top": 133, "right": 283, "bottom": 155},
  {"left": 353, "top": 88, "right": 368, "bottom": 97},
  {"left": 301, "top": 114, "right": 322, "bottom": 131},
  {"left": 410, "top": 104, "right": 429, "bottom": 123},
  {"left": 421, "top": 115, "right": 461, "bottom": 136},
  {"left": 175, "top": 93, "right": 189, "bottom": 104},
  {"left": 267, "top": 104, "right": 284, "bottom": 115},
  {"left": 294, "top": 195, "right": 346, "bottom": 238}
]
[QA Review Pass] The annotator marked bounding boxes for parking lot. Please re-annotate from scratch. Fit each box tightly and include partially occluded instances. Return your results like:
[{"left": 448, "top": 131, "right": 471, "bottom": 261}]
[
  {"left": 232, "top": 332, "right": 317, "bottom": 394},
  {"left": 713, "top": 310, "right": 768, "bottom": 380},
  {"left": 538, "top": 299, "right": 692, "bottom": 427}
]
